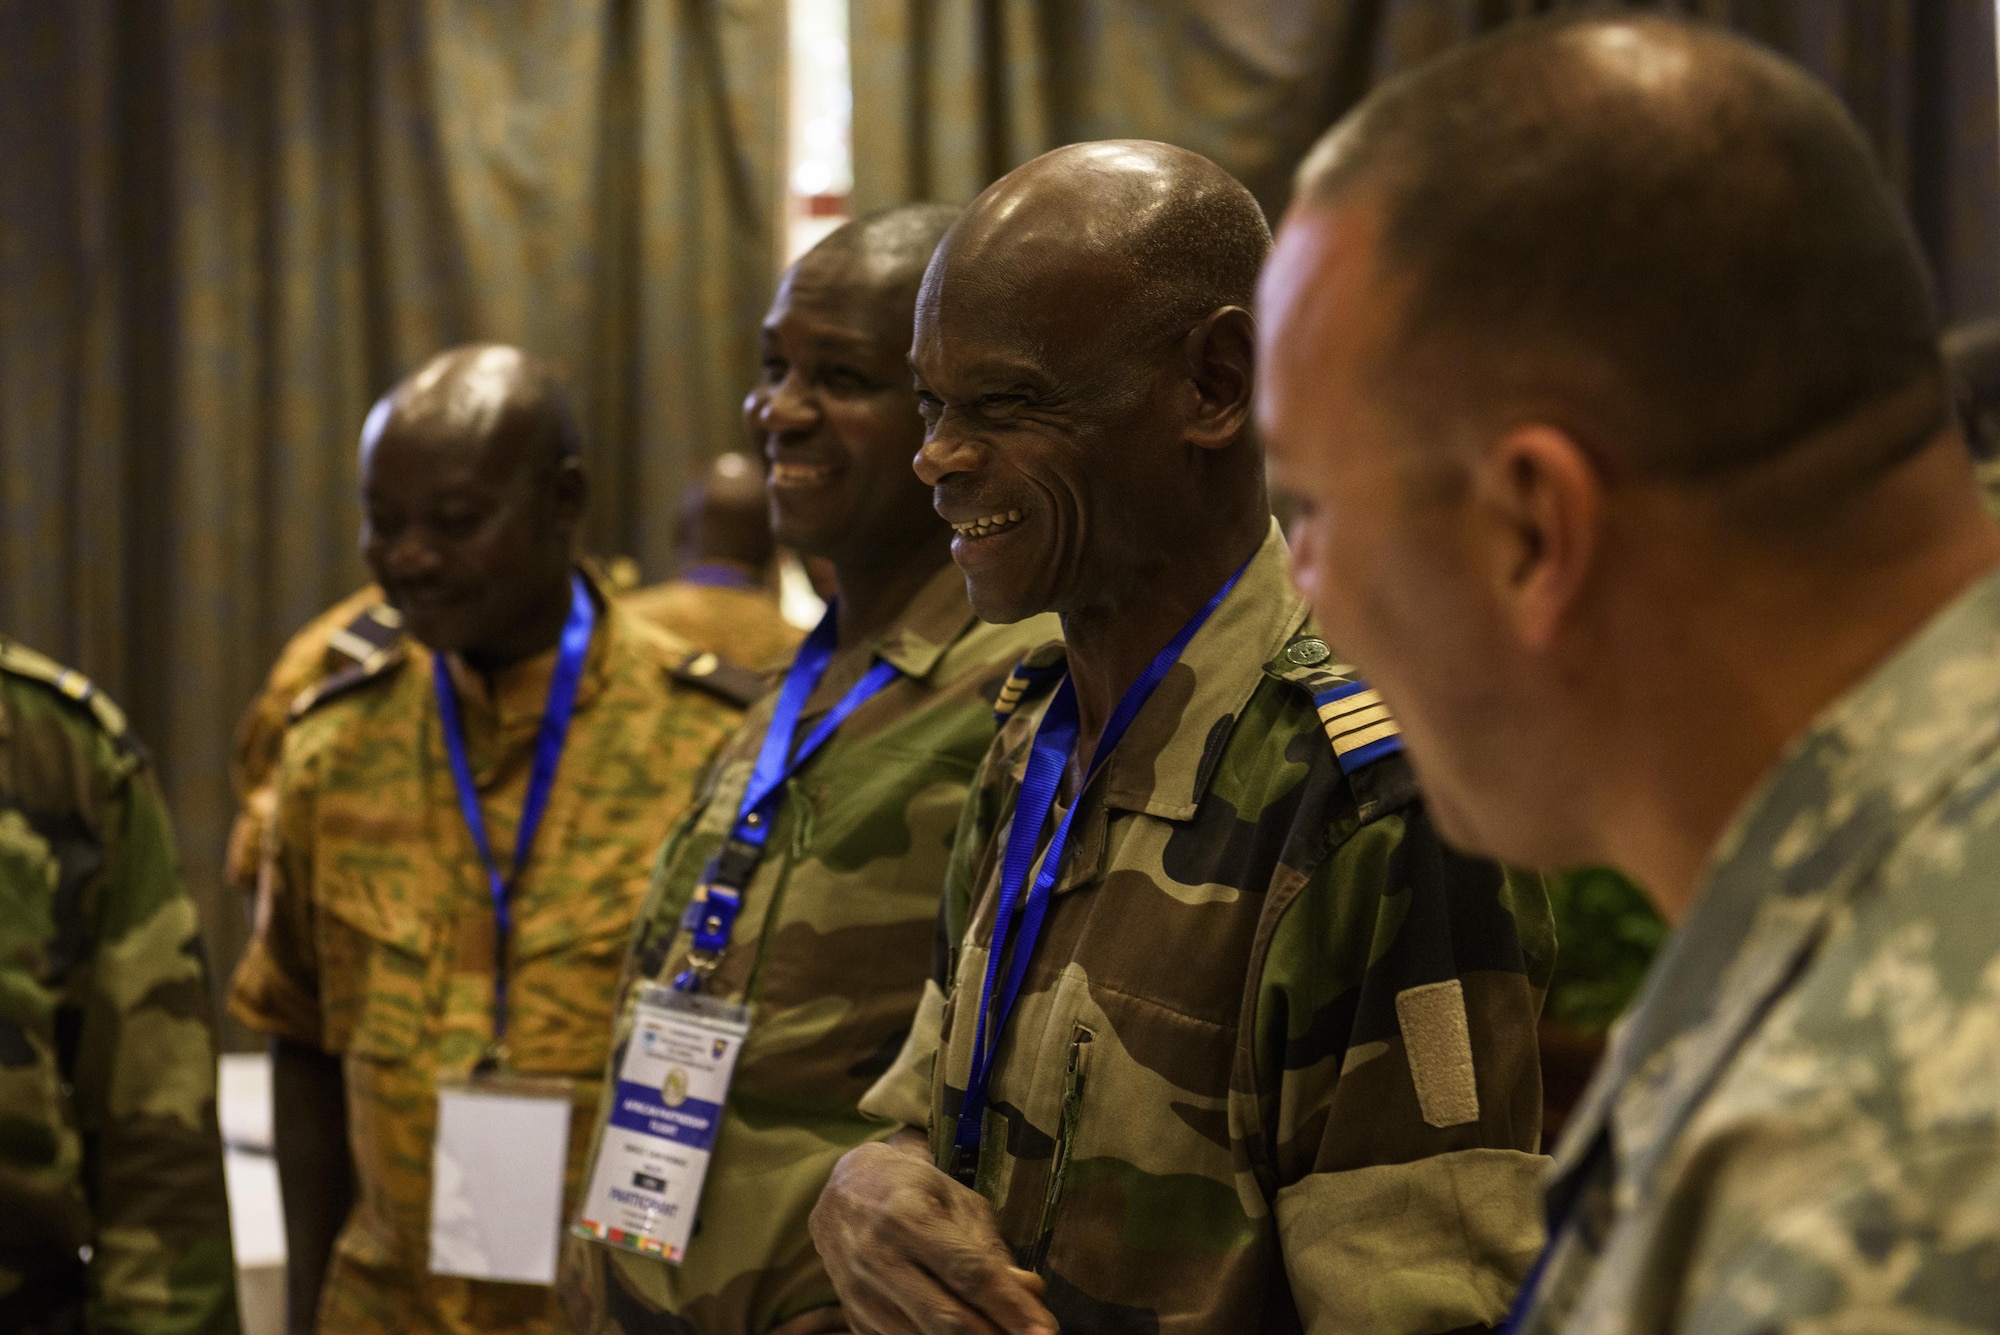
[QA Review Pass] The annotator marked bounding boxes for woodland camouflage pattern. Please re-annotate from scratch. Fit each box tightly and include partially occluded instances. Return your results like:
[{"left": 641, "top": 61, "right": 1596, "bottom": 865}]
[
  {"left": 863, "top": 526, "right": 1555, "bottom": 1335},
  {"left": 228, "top": 580, "right": 741, "bottom": 1335},
  {"left": 563, "top": 563, "right": 1058, "bottom": 1335},
  {"left": 1520, "top": 566, "right": 2000, "bottom": 1332},
  {"left": 0, "top": 638, "right": 238, "bottom": 1335}
]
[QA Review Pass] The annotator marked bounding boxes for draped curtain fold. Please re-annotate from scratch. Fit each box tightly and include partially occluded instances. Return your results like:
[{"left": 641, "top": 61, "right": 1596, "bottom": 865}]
[
  {"left": 0, "top": 0, "right": 783, "bottom": 1013},
  {"left": 851, "top": 0, "right": 2000, "bottom": 320}
]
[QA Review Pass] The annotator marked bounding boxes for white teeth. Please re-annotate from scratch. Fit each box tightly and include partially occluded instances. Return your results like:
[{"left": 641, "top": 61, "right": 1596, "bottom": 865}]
[
  {"left": 771, "top": 462, "right": 834, "bottom": 485},
  {"left": 951, "top": 509, "right": 1026, "bottom": 538}
]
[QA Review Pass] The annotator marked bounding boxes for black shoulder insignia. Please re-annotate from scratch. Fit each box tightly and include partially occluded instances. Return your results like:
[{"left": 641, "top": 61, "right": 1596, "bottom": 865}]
[
  {"left": 669, "top": 650, "right": 769, "bottom": 710},
  {"left": 289, "top": 649, "right": 406, "bottom": 721},
  {"left": 324, "top": 601, "right": 404, "bottom": 674},
  {"left": 0, "top": 639, "right": 130, "bottom": 740},
  {"left": 993, "top": 642, "right": 1068, "bottom": 722}
]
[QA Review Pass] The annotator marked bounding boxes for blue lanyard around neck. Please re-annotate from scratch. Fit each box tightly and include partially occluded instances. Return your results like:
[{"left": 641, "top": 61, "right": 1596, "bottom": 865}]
[
  {"left": 672, "top": 601, "right": 902, "bottom": 992},
  {"left": 433, "top": 572, "right": 595, "bottom": 1052},
  {"left": 952, "top": 557, "right": 1251, "bottom": 1165}
]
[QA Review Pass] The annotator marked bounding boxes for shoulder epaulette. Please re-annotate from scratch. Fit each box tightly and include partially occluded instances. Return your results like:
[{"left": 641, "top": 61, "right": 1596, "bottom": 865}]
[
  {"left": 289, "top": 648, "right": 407, "bottom": 721},
  {"left": 1312, "top": 679, "right": 1405, "bottom": 775},
  {"left": 1263, "top": 632, "right": 1406, "bottom": 777},
  {"left": 669, "top": 650, "right": 770, "bottom": 710},
  {"left": 324, "top": 602, "right": 403, "bottom": 674},
  {"left": 993, "top": 643, "right": 1068, "bottom": 723},
  {"left": 0, "top": 640, "right": 130, "bottom": 740}
]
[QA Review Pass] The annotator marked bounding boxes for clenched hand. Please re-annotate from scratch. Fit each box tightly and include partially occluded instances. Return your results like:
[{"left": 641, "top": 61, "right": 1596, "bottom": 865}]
[{"left": 810, "top": 1134, "right": 1057, "bottom": 1335}]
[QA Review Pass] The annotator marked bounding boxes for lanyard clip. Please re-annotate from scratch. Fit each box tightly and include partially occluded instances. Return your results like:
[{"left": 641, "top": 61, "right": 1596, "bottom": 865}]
[{"left": 674, "top": 880, "right": 742, "bottom": 992}]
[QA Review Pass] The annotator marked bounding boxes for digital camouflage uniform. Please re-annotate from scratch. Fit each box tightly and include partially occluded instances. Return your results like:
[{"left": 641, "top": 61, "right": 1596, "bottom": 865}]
[
  {"left": 863, "top": 525, "right": 1556, "bottom": 1335},
  {"left": 228, "top": 576, "right": 745, "bottom": 1335},
  {"left": 563, "top": 563, "right": 1059, "bottom": 1335},
  {"left": 226, "top": 572, "right": 782, "bottom": 901},
  {"left": 1517, "top": 566, "right": 2000, "bottom": 1332},
  {"left": 0, "top": 638, "right": 238, "bottom": 1335}
]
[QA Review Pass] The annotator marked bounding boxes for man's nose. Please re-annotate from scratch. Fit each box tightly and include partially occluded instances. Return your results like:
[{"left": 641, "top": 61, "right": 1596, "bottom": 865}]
[
  {"left": 377, "top": 528, "right": 445, "bottom": 581},
  {"left": 752, "top": 370, "right": 818, "bottom": 436},
  {"left": 914, "top": 418, "right": 983, "bottom": 487}
]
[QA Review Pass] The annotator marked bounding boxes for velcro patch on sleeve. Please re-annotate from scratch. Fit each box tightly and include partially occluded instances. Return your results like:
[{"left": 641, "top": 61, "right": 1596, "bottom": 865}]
[
  {"left": 1313, "top": 681, "right": 1404, "bottom": 774},
  {"left": 1395, "top": 979, "right": 1480, "bottom": 1128}
]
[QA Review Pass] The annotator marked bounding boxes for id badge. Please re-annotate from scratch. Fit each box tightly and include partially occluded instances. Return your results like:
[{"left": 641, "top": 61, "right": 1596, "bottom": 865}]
[
  {"left": 573, "top": 985, "right": 750, "bottom": 1262},
  {"left": 429, "top": 1073, "right": 574, "bottom": 1285}
]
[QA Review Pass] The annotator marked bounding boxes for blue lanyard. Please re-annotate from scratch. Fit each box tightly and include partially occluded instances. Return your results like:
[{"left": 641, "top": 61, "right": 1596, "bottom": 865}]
[
  {"left": 433, "top": 572, "right": 595, "bottom": 1050},
  {"left": 952, "top": 558, "right": 1250, "bottom": 1165},
  {"left": 673, "top": 601, "right": 902, "bottom": 992}
]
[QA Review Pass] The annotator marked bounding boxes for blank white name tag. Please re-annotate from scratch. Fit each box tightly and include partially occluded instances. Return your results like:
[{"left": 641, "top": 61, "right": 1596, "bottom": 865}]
[
  {"left": 429, "top": 1076, "right": 574, "bottom": 1285},
  {"left": 573, "top": 985, "right": 750, "bottom": 1263}
]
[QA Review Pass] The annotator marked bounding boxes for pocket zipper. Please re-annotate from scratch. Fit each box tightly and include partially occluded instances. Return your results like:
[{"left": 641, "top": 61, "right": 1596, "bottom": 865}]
[{"left": 1027, "top": 1023, "right": 1093, "bottom": 1274}]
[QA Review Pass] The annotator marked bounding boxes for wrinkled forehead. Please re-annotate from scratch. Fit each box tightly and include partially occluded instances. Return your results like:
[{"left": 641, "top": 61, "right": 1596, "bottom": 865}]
[
  {"left": 775, "top": 245, "right": 928, "bottom": 352},
  {"left": 916, "top": 230, "right": 1134, "bottom": 377}
]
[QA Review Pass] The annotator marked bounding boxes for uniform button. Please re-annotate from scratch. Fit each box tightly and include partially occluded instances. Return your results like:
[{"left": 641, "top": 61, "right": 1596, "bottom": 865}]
[{"left": 1286, "top": 637, "right": 1330, "bottom": 666}]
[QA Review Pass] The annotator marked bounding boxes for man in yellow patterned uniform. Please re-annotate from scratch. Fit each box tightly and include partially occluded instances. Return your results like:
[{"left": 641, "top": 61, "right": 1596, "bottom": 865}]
[{"left": 229, "top": 345, "right": 743, "bottom": 1335}]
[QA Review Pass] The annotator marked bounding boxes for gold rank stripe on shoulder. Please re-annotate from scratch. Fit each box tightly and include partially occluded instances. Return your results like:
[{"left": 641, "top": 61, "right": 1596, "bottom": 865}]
[
  {"left": 325, "top": 603, "right": 403, "bottom": 673},
  {"left": 669, "top": 650, "right": 768, "bottom": 710},
  {"left": 1312, "top": 681, "right": 1404, "bottom": 775},
  {"left": 0, "top": 639, "right": 129, "bottom": 738},
  {"left": 993, "top": 657, "right": 1066, "bottom": 721}
]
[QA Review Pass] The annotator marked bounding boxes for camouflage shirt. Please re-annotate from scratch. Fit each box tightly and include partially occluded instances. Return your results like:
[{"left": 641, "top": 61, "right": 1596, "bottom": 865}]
[
  {"left": 618, "top": 575, "right": 804, "bottom": 674},
  {"left": 1518, "top": 566, "right": 2000, "bottom": 1332},
  {"left": 228, "top": 578, "right": 741, "bottom": 1335},
  {"left": 563, "top": 563, "right": 1059, "bottom": 1335},
  {"left": 0, "top": 638, "right": 238, "bottom": 1335},
  {"left": 226, "top": 574, "right": 780, "bottom": 901},
  {"left": 863, "top": 525, "right": 1555, "bottom": 1335}
]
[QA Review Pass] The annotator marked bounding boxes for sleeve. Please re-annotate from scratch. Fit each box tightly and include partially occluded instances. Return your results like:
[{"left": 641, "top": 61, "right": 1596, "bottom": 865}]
[
  {"left": 78, "top": 755, "right": 241, "bottom": 1335},
  {"left": 226, "top": 730, "right": 326, "bottom": 1047},
  {"left": 1260, "top": 797, "right": 1554, "bottom": 1335}
]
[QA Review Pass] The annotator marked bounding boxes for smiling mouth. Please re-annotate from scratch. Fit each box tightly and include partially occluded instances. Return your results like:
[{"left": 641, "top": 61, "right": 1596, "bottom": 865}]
[
  {"left": 771, "top": 461, "right": 839, "bottom": 487},
  {"left": 950, "top": 509, "right": 1025, "bottom": 539}
]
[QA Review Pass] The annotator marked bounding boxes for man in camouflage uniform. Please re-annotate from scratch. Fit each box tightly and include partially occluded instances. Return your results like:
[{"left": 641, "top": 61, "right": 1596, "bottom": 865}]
[
  {"left": 559, "top": 205, "right": 1058, "bottom": 1335},
  {"left": 225, "top": 451, "right": 786, "bottom": 911},
  {"left": 1259, "top": 16, "right": 2000, "bottom": 1331},
  {"left": 811, "top": 145, "right": 1552, "bottom": 1335},
  {"left": 0, "top": 637, "right": 238, "bottom": 1334},
  {"left": 229, "top": 345, "right": 745, "bottom": 1335}
]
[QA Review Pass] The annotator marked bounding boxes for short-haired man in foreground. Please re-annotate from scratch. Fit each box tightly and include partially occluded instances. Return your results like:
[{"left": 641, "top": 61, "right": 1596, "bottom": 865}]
[
  {"left": 1260, "top": 16, "right": 2000, "bottom": 1331},
  {"left": 811, "top": 142, "right": 1552, "bottom": 1335},
  {"left": 231, "top": 345, "right": 744, "bottom": 1335},
  {"left": 561, "top": 205, "right": 1057, "bottom": 1335}
]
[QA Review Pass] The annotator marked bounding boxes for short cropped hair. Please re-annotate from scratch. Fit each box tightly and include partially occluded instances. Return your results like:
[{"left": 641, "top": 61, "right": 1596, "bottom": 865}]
[{"left": 1297, "top": 15, "right": 1943, "bottom": 480}]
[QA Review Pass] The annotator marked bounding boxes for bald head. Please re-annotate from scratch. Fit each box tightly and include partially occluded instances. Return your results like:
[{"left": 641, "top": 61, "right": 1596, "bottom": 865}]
[
  {"left": 928, "top": 140, "right": 1270, "bottom": 364},
  {"left": 367, "top": 343, "right": 579, "bottom": 481},
  {"left": 913, "top": 141, "right": 1272, "bottom": 627},
  {"left": 1296, "top": 15, "right": 1942, "bottom": 486},
  {"left": 360, "top": 344, "right": 586, "bottom": 663},
  {"left": 678, "top": 451, "right": 775, "bottom": 570}
]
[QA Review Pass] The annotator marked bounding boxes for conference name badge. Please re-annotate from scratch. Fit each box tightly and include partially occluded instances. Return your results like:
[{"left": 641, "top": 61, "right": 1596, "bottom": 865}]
[
  {"left": 573, "top": 984, "right": 750, "bottom": 1263},
  {"left": 429, "top": 1072, "right": 575, "bottom": 1285}
]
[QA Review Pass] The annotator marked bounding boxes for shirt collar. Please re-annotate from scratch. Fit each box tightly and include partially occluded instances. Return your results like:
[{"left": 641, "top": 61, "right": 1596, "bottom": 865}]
[
  {"left": 1094, "top": 518, "right": 1305, "bottom": 821},
  {"left": 1553, "top": 563, "right": 2000, "bottom": 1187},
  {"left": 440, "top": 566, "right": 614, "bottom": 729},
  {"left": 870, "top": 562, "right": 980, "bottom": 682}
]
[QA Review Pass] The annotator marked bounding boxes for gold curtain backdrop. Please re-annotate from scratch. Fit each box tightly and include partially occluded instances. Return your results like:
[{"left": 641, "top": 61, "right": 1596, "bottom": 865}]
[
  {"left": 851, "top": 0, "right": 2000, "bottom": 320},
  {"left": 3, "top": 0, "right": 1996, "bottom": 1019},
  {"left": 0, "top": 0, "right": 783, "bottom": 1016}
]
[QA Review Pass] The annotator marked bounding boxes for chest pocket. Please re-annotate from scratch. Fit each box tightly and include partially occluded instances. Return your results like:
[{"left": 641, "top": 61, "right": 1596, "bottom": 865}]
[{"left": 313, "top": 832, "right": 441, "bottom": 1062}]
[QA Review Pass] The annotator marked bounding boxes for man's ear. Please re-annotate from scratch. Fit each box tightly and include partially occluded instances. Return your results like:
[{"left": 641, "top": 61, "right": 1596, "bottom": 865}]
[
  {"left": 1182, "top": 306, "right": 1257, "bottom": 451},
  {"left": 1474, "top": 424, "right": 1602, "bottom": 652}
]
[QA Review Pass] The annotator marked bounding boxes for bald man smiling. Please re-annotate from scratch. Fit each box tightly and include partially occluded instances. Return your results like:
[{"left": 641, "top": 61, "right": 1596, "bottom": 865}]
[
  {"left": 230, "top": 345, "right": 744, "bottom": 1335},
  {"left": 810, "top": 143, "right": 1553, "bottom": 1335}
]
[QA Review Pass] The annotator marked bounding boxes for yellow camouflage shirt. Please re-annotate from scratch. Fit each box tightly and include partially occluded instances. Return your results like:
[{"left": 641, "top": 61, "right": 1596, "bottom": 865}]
[{"left": 229, "top": 581, "right": 741, "bottom": 1335}]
